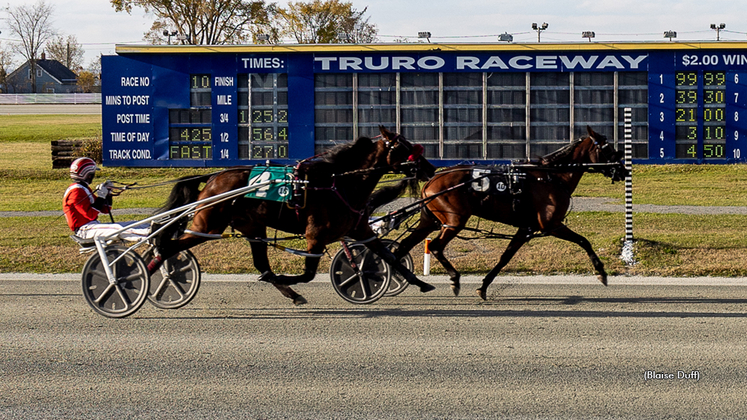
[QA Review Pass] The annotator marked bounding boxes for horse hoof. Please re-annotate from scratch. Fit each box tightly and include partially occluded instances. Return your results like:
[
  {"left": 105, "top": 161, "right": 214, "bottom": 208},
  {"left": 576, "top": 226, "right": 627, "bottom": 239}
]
[
  {"left": 476, "top": 289, "right": 487, "bottom": 301},
  {"left": 258, "top": 271, "right": 277, "bottom": 283},
  {"left": 293, "top": 295, "right": 307, "bottom": 305},
  {"left": 450, "top": 284, "right": 460, "bottom": 296},
  {"left": 420, "top": 283, "right": 436, "bottom": 293},
  {"left": 598, "top": 275, "right": 608, "bottom": 286}
]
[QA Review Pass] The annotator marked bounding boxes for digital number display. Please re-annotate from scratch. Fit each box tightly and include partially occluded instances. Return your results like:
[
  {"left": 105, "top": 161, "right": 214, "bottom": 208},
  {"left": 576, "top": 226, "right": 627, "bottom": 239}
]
[
  {"left": 167, "top": 75, "right": 213, "bottom": 160},
  {"left": 237, "top": 73, "right": 289, "bottom": 159},
  {"left": 190, "top": 74, "right": 212, "bottom": 106},
  {"left": 703, "top": 71, "right": 726, "bottom": 159},
  {"left": 169, "top": 144, "right": 213, "bottom": 159},
  {"left": 674, "top": 71, "right": 726, "bottom": 159}
]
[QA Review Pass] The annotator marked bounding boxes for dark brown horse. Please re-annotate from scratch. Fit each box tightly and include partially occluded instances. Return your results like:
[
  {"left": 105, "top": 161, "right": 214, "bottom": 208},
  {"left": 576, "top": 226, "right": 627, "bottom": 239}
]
[
  {"left": 394, "top": 126, "right": 627, "bottom": 300},
  {"left": 149, "top": 126, "right": 436, "bottom": 304}
]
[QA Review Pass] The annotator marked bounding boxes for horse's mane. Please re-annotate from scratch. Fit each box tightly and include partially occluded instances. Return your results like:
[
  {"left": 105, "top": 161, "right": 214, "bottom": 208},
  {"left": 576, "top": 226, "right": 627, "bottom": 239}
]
[
  {"left": 540, "top": 139, "right": 583, "bottom": 165},
  {"left": 302, "top": 136, "right": 376, "bottom": 174}
]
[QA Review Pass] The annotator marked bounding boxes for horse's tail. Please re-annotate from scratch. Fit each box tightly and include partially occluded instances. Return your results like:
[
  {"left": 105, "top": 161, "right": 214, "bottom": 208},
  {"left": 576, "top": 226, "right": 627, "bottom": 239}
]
[
  {"left": 153, "top": 174, "right": 214, "bottom": 241},
  {"left": 158, "top": 174, "right": 213, "bottom": 213},
  {"left": 367, "top": 177, "right": 420, "bottom": 212}
]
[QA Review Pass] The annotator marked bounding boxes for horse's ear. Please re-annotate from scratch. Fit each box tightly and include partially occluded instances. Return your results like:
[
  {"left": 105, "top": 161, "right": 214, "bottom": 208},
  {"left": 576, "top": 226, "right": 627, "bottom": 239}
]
[
  {"left": 586, "top": 125, "right": 595, "bottom": 137},
  {"left": 379, "top": 125, "right": 393, "bottom": 139}
]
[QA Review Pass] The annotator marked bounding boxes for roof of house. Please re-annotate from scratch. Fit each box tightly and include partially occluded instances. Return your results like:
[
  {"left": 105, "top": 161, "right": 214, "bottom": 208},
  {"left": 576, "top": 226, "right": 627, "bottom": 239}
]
[
  {"left": 37, "top": 59, "right": 78, "bottom": 83},
  {"left": 8, "top": 58, "right": 78, "bottom": 84}
]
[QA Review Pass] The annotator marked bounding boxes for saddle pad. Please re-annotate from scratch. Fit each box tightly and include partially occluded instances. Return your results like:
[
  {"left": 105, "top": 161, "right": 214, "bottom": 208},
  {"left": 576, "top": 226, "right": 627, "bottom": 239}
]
[
  {"left": 471, "top": 167, "right": 511, "bottom": 194},
  {"left": 245, "top": 166, "right": 295, "bottom": 202}
]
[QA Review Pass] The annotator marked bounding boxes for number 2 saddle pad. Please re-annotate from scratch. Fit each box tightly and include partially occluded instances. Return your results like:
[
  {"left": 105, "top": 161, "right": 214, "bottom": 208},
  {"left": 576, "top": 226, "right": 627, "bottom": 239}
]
[{"left": 245, "top": 166, "right": 296, "bottom": 202}]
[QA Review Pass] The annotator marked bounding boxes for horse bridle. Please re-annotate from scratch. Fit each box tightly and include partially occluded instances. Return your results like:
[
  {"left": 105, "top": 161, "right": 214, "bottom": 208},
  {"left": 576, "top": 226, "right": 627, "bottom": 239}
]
[
  {"left": 587, "top": 135, "right": 615, "bottom": 162},
  {"left": 589, "top": 135, "right": 627, "bottom": 181},
  {"left": 383, "top": 133, "right": 420, "bottom": 169}
]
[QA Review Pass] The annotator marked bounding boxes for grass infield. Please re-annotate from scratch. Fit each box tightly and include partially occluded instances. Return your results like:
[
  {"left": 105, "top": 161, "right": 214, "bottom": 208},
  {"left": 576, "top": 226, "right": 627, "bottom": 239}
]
[{"left": 2, "top": 115, "right": 747, "bottom": 277}]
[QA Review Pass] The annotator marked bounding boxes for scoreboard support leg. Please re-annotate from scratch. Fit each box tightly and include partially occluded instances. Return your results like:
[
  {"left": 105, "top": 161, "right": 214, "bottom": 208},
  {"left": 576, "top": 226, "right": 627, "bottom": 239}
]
[{"left": 621, "top": 107, "right": 636, "bottom": 266}]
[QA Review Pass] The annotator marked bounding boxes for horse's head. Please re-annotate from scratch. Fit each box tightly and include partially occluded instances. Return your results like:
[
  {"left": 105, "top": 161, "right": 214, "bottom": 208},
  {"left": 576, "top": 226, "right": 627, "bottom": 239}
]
[
  {"left": 378, "top": 125, "right": 436, "bottom": 181},
  {"left": 581, "top": 126, "right": 628, "bottom": 182}
]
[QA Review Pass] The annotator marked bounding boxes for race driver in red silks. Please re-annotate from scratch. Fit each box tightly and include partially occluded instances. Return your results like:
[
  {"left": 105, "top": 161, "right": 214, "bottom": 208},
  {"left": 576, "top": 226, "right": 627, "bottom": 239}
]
[{"left": 63, "top": 157, "right": 150, "bottom": 241}]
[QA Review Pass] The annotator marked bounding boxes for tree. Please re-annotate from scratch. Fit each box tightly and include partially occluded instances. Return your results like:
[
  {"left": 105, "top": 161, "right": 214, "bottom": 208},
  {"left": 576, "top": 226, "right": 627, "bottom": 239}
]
[
  {"left": 46, "top": 35, "right": 85, "bottom": 71},
  {"left": 4, "top": 0, "right": 57, "bottom": 93},
  {"left": 110, "top": 0, "right": 276, "bottom": 45},
  {"left": 275, "top": 0, "right": 378, "bottom": 44},
  {"left": 0, "top": 43, "right": 13, "bottom": 93},
  {"left": 76, "top": 71, "right": 97, "bottom": 93},
  {"left": 77, "top": 57, "right": 102, "bottom": 93}
]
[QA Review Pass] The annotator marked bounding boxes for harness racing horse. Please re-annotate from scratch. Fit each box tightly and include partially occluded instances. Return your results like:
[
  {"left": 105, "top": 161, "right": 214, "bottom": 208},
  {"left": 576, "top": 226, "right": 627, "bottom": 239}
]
[
  {"left": 150, "top": 126, "right": 436, "bottom": 305},
  {"left": 394, "top": 126, "right": 627, "bottom": 300}
]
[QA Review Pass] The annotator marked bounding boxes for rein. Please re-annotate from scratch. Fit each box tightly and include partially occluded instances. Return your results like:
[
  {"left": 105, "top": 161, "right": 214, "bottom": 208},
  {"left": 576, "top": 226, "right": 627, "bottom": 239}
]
[{"left": 108, "top": 171, "right": 223, "bottom": 192}]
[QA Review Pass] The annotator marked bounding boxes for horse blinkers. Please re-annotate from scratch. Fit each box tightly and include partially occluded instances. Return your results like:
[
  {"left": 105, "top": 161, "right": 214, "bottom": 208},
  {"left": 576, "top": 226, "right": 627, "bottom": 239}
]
[
  {"left": 586, "top": 131, "right": 627, "bottom": 182},
  {"left": 383, "top": 134, "right": 413, "bottom": 168}
]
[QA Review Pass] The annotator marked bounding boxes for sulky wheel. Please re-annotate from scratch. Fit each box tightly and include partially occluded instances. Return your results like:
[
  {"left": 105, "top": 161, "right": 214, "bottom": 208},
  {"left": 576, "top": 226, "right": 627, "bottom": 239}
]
[
  {"left": 81, "top": 246, "right": 149, "bottom": 318},
  {"left": 329, "top": 242, "right": 391, "bottom": 304},
  {"left": 383, "top": 240, "right": 413, "bottom": 297},
  {"left": 146, "top": 249, "right": 201, "bottom": 309}
]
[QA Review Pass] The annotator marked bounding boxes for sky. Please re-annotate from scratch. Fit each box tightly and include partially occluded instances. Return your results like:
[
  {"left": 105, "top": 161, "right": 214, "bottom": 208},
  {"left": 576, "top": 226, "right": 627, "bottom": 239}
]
[{"left": 0, "top": 0, "right": 745, "bottom": 67}]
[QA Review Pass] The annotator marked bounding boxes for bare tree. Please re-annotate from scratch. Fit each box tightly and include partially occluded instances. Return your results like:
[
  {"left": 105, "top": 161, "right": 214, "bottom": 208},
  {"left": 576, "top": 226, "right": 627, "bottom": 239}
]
[
  {"left": 110, "top": 0, "right": 276, "bottom": 45},
  {"left": 0, "top": 42, "right": 13, "bottom": 93},
  {"left": 276, "top": 0, "right": 378, "bottom": 44},
  {"left": 46, "top": 34, "right": 85, "bottom": 72},
  {"left": 4, "top": 0, "right": 57, "bottom": 93}
]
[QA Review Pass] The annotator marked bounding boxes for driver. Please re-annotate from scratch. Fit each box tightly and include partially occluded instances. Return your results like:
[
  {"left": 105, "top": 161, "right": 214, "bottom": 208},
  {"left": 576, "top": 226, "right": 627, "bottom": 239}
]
[{"left": 63, "top": 157, "right": 150, "bottom": 241}]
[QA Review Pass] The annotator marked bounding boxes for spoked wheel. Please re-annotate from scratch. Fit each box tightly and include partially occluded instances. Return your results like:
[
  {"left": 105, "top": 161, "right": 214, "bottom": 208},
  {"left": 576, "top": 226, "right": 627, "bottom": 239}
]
[
  {"left": 146, "top": 249, "right": 201, "bottom": 309},
  {"left": 329, "top": 242, "right": 391, "bottom": 304},
  {"left": 383, "top": 240, "right": 413, "bottom": 297},
  {"left": 81, "top": 246, "right": 149, "bottom": 318}
]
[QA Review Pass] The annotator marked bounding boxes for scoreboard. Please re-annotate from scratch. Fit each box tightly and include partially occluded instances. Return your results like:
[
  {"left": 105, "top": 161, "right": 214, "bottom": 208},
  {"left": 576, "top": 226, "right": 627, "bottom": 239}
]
[
  {"left": 102, "top": 42, "right": 747, "bottom": 167},
  {"left": 649, "top": 51, "right": 747, "bottom": 162}
]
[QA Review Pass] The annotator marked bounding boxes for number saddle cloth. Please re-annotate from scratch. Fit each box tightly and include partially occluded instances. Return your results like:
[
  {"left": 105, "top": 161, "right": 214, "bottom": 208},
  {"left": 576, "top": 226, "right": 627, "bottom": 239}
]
[
  {"left": 245, "top": 165, "right": 303, "bottom": 206},
  {"left": 468, "top": 165, "right": 526, "bottom": 211}
]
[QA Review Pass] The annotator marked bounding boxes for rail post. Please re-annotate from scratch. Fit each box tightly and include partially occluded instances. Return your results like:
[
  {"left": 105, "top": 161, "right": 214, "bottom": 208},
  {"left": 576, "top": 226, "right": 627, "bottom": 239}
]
[
  {"left": 621, "top": 107, "right": 636, "bottom": 265},
  {"left": 423, "top": 238, "right": 432, "bottom": 275}
]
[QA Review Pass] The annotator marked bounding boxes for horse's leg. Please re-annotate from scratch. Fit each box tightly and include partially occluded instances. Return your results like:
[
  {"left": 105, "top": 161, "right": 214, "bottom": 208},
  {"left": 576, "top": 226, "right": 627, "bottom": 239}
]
[
  {"left": 148, "top": 233, "right": 208, "bottom": 274},
  {"left": 477, "top": 228, "right": 532, "bottom": 300},
  {"left": 549, "top": 224, "right": 608, "bottom": 286},
  {"left": 272, "top": 239, "right": 325, "bottom": 286},
  {"left": 248, "top": 239, "right": 307, "bottom": 305},
  {"left": 427, "top": 225, "right": 464, "bottom": 296},
  {"left": 392, "top": 211, "right": 439, "bottom": 259},
  {"left": 148, "top": 206, "right": 230, "bottom": 274},
  {"left": 364, "top": 238, "right": 435, "bottom": 293}
]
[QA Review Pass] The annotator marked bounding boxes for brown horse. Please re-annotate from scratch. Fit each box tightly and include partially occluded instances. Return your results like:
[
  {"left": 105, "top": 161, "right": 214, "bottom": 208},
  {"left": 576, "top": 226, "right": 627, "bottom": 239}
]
[
  {"left": 394, "top": 126, "right": 627, "bottom": 300},
  {"left": 148, "top": 126, "right": 436, "bottom": 305}
]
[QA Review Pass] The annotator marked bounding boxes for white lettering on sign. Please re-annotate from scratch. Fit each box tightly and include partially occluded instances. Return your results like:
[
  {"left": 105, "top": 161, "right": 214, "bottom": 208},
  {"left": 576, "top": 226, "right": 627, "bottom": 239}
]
[
  {"left": 111, "top": 132, "right": 126, "bottom": 142},
  {"left": 316, "top": 54, "right": 648, "bottom": 71},
  {"left": 117, "top": 114, "right": 133, "bottom": 124},
  {"left": 105, "top": 95, "right": 121, "bottom": 105},
  {"left": 241, "top": 57, "right": 284, "bottom": 69},
  {"left": 217, "top": 95, "right": 232, "bottom": 105},
  {"left": 108, "top": 149, "right": 152, "bottom": 160},
  {"left": 214, "top": 76, "right": 235, "bottom": 86},
  {"left": 392, "top": 57, "right": 416, "bottom": 70},
  {"left": 723, "top": 54, "right": 747, "bottom": 65},
  {"left": 536, "top": 55, "right": 558, "bottom": 69},
  {"left": 119, "top": 95, "right": 150, "bottom": 106},
  {"left": 120, "top": 77, "right": 150, "bottom": 87},
  {"left": 124, "top": 132, "right": 151, "bottom": 142}
]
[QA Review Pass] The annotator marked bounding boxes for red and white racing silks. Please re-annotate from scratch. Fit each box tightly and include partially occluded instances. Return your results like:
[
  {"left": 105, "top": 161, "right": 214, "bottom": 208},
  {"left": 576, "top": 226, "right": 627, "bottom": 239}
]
[{"left": 63, "top": 182, "right": 111, "bottom": 232}]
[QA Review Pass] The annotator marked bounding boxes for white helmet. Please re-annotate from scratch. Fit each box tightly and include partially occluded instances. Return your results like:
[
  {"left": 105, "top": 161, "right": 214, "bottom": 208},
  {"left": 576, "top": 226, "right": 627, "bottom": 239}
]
[{"left": 70, "top": 157, "right": 98, "bottom": 182}]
